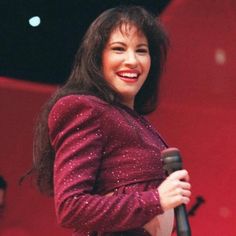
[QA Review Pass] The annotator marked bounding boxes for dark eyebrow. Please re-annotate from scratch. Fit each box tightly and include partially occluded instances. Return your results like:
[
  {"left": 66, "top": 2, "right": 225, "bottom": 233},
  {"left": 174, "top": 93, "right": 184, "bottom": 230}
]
[
  {"left": 109, "top": 42, "right": 126, "bottom": 46},
  {"left": 137, "top": 43, "right": 149, "bottom": 47},
  {"left": 108, "top": 42, "right": 148, "bottom": 47}
]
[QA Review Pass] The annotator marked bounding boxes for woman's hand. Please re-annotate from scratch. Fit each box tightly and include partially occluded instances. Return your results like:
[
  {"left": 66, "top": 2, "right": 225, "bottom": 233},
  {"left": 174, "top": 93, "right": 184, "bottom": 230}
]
[{"left": 158, "top": 170, "right": 191, "bottom": 211}]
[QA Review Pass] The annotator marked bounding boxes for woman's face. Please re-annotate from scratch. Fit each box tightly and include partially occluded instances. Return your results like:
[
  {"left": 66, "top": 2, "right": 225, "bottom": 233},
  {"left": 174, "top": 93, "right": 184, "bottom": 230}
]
[{"left": 102, "top": 24, "right": 151, "bottom": 108}]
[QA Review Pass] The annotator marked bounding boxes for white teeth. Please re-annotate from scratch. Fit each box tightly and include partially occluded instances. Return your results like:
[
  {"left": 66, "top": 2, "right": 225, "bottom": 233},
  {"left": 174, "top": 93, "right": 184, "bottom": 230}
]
[{"left": 119, "top": 72, "right": 138, "bottom": 78}]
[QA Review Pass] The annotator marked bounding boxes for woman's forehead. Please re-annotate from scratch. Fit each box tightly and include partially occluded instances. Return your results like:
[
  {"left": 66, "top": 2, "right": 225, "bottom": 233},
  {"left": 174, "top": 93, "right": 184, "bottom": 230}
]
[{"left": 110, "top": 22, "right": 145, "bottom": 38}]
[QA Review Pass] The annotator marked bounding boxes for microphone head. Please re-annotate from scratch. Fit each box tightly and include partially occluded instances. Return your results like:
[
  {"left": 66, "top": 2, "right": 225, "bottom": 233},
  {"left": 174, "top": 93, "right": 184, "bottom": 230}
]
[{"left": 161, "top": 147, "right": 183, "bottom": 174}]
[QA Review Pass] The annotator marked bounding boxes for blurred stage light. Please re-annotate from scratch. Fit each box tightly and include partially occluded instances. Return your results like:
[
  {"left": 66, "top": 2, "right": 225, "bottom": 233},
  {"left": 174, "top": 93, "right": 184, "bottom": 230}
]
[{"left": 28, "top": 16, "right": 41, "bottom": 27}]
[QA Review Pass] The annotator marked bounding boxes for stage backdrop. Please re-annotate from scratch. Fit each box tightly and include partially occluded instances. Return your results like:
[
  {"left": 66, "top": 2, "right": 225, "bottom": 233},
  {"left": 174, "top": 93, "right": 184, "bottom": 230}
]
[
  {"left": 0, "top": 0, "right": 235, "bottom": 235},
  {"left": 150, "top": 0, "right": 236, "bottom": 235}
]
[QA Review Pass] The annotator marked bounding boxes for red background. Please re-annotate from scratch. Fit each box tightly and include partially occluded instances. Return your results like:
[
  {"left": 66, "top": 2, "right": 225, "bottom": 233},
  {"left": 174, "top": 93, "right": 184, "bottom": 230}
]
[{"left": 0, "top": 0, "right": 235, "bottom": 235}]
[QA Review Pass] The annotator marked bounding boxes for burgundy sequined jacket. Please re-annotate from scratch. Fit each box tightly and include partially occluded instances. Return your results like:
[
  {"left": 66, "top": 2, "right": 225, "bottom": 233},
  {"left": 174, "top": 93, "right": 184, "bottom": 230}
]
[{"left": 48, "top": 95, "right": 167, "bottom": 236}]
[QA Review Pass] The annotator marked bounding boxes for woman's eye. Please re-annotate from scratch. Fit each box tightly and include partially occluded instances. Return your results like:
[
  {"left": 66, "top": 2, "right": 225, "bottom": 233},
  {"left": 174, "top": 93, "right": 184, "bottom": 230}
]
[
  {"left": 137, "top": 48, "right": 149, "bottom": 54},
  {"left": 111, "top": 47, "right": 125, "bottom": 52}
]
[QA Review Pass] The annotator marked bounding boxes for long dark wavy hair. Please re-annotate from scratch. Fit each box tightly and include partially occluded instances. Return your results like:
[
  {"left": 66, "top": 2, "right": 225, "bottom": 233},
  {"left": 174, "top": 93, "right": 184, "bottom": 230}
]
[{"left": 28, "top": 5, "right": 169, "bottom": 196}]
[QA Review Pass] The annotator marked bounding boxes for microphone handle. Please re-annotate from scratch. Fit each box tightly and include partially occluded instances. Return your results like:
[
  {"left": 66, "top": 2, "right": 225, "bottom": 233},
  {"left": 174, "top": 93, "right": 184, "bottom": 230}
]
[
  {"left": 174, "top": 204, "right": 191, "bottom": 236},
  {"left": 161, "top": 148, "right": 192, "bottom": 236}
]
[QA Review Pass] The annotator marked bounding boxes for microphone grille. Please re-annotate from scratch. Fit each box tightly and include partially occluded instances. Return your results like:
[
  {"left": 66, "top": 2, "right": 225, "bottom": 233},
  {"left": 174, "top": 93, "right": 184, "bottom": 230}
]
[{"left": 161, "top": 147, "right": 182, "bottom": 169}]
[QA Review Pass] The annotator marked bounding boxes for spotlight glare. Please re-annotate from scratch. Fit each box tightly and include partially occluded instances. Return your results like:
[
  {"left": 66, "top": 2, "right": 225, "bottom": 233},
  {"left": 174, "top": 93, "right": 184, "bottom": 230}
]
[{"left": 29, "top": 16, "right": 41, "bottom": 27}]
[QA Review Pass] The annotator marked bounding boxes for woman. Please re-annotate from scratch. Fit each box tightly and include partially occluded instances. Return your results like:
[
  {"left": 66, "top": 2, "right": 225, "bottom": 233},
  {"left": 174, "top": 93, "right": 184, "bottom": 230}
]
[{"left": 32, "top": 5, "right": 191, "bottom": 236}]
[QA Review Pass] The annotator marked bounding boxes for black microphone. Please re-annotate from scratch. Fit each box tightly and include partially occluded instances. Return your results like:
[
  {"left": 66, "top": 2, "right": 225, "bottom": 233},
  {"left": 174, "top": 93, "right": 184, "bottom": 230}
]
[{"left": 161, "top": 147, "right": 191, "bottom": 236}]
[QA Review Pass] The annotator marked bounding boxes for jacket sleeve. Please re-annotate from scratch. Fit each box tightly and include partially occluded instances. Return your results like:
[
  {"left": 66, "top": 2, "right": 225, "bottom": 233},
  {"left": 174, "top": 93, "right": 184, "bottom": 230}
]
[{"left": 48, "top": 95, "right": 164, "bottom": 232}]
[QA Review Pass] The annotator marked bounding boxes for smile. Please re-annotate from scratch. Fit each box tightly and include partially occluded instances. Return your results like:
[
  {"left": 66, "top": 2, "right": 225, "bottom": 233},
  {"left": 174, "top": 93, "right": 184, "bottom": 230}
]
[
  {"left": 116, "top": 70, "right": 140, "bottom": 81},
  {"left": 118, "top": 72, "right": 138, "bottom": 78}
]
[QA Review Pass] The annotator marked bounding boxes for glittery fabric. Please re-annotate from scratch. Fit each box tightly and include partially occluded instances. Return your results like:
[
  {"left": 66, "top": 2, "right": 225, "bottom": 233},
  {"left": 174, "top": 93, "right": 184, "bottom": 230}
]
[{"left": 48, "top": 95, "right": 167, "bottom": 236}]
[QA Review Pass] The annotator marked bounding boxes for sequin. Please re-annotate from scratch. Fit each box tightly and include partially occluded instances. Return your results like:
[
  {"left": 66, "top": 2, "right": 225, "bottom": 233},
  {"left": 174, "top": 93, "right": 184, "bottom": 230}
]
[{"left": 48, "top": 95, "right": 167, "bottom": 236}]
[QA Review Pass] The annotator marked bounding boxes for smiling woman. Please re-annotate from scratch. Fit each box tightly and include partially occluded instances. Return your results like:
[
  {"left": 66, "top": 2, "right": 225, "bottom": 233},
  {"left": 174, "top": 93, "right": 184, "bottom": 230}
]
[
  {"left": 27, "top": 5, "right": 191, "bottom": 236},
  {"left": 102, "top": 24, "right": 151, "bottom": 108}
]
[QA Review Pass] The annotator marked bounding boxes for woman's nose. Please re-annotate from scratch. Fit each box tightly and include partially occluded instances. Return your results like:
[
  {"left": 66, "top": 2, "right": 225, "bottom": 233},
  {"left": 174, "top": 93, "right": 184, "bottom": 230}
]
[{"left": 124, "top": 51, "right": 138, "bottom": 67}]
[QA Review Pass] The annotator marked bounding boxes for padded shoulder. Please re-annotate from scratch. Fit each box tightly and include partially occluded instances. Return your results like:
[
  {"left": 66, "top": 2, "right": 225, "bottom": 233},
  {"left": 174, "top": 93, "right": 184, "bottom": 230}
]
[{"left": 48, "top": 95, "right": 109, "bottom": 147}]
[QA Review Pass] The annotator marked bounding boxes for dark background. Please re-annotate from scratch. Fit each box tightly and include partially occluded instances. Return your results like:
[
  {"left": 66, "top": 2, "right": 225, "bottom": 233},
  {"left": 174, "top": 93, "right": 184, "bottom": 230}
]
[{"left": 0, "top": 0, "right": 171, "bottom": 84}]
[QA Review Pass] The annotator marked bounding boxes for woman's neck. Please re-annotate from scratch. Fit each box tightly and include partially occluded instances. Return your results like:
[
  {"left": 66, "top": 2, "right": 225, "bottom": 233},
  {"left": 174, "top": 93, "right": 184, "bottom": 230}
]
[{"left": 120, "top": 98, "right": 134, "bottom": 109}]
